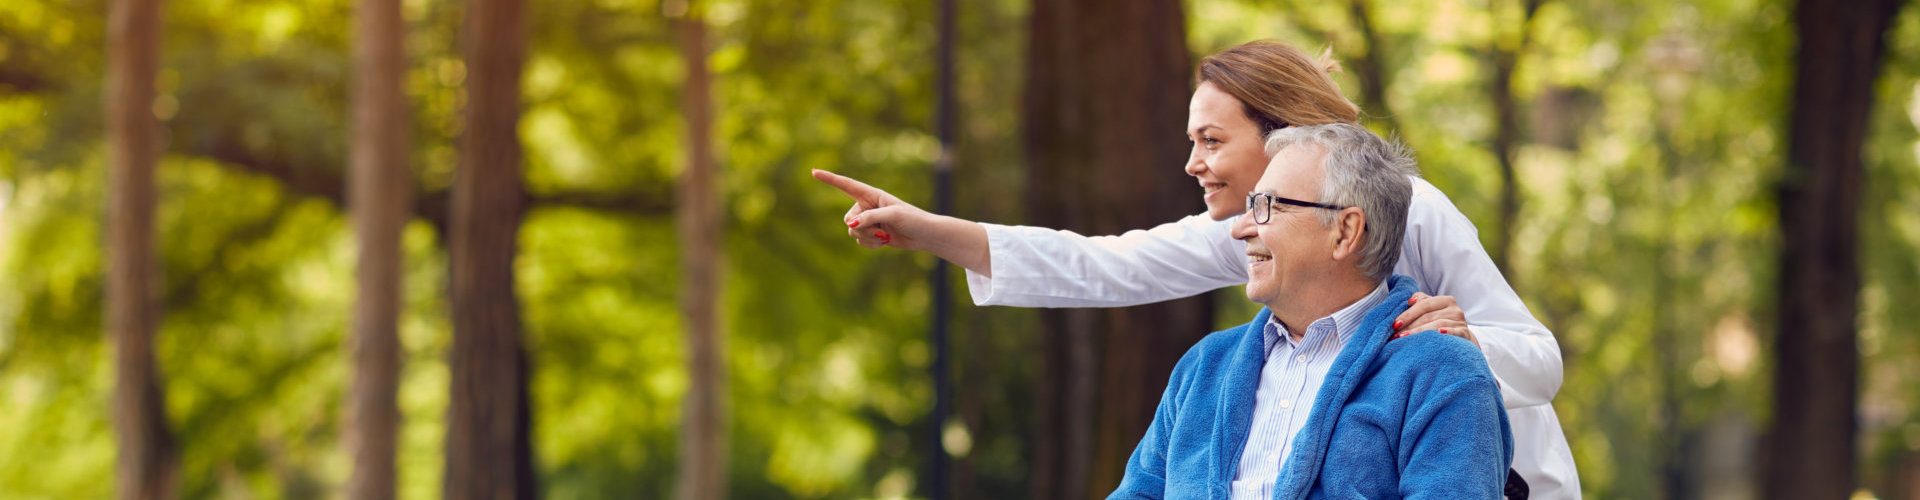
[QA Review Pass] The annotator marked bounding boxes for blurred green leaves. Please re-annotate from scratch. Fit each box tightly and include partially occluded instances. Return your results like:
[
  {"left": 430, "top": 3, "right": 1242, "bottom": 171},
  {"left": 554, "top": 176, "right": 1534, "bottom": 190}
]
[{"left": 3, "top": 0, "right": 1920, "bottom": 498}]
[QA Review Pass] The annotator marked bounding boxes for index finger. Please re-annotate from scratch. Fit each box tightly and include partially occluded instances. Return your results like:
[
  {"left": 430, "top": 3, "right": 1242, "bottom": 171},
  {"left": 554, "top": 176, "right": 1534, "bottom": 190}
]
[
  {"left": 811, "top": 169, "right": 889, "bottom": 206},
  {"left": 1394, "top": 295, "right": 1441, "bottom": 330}
]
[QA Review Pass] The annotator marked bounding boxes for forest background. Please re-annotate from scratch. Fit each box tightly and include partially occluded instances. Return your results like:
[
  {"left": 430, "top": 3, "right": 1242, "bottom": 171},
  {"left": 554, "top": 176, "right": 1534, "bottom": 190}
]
[{"left": 2, "top": 0, "right": 1919, "bottom": 498}]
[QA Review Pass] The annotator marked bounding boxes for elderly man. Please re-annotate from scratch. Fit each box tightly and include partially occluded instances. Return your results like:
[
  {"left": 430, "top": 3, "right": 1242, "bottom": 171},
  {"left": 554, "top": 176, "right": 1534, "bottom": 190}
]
[{"left": 1110, "top": 123, "right": 1514, "bottom": 499}]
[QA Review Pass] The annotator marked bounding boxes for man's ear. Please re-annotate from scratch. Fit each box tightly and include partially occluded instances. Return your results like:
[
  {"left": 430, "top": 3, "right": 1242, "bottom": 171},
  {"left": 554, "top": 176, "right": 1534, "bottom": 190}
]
[{"left": 1329, "top": 207, "right": 1366, "bottom": 261}]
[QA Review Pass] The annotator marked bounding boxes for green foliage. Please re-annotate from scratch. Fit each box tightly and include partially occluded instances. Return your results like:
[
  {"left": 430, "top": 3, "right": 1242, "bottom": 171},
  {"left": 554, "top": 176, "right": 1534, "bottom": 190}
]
[{"left": 3, "top": 0, "right": 1920, "bottom": 497}]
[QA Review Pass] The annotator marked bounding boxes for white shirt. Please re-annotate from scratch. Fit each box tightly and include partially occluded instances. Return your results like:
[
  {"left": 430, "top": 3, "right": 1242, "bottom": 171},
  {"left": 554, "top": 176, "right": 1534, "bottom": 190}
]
[
  {"left": 965, "top": 177, "right": 1581, "bottom": 499},
  {"left": 1233, "top": 282, "right": 1388, "bottom": 500}
]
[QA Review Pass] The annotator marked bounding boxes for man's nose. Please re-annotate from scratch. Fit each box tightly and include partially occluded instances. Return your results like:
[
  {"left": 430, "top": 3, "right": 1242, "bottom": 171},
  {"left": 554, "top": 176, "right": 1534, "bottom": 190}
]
[{"left": 1230, "top": 212, "right": 1255, "bottom": 240}]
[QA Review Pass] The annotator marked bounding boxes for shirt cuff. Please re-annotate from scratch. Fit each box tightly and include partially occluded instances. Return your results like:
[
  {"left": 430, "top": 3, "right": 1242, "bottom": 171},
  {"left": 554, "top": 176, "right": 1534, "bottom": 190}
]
[
  {"left": 965, "top": 267, "right": 996, "bottom": 305},
  {"left": 965, "top": 223, "right": 1015, "bottom": 306}
]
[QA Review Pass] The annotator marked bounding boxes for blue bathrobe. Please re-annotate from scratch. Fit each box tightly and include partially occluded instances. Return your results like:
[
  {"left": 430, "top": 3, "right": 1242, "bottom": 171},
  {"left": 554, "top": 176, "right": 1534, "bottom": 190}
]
[{"left": 1110, "top": 275, "right": 1513, "bottom": 499}]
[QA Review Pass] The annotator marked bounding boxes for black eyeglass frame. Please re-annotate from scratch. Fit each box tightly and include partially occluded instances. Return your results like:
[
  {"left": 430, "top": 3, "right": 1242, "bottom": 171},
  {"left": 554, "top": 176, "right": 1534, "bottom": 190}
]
[{"left": 1244, "top": 192, "right": 1346, "bottom": 224}]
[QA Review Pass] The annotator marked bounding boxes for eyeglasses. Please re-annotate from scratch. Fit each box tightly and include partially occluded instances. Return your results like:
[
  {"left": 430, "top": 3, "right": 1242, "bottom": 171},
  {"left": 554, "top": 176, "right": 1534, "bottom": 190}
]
[{"left": 1245, "top": 192, "right": 1345, "bottom": 224}]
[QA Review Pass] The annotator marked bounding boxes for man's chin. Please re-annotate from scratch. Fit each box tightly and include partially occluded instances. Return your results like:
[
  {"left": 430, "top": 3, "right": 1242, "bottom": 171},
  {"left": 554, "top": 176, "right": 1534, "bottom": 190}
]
[{"left": 1243, "top": 287, "right": 1269, "bottom": 306}]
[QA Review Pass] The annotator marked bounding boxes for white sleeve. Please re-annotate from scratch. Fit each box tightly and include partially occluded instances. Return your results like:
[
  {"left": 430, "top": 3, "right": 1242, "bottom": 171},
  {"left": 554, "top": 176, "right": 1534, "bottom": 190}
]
[
  {"left": 1395, "top": 178, "right": 1564, "bottom": 408},
  {"left": 963, "top": 213, "right": 1250, "bottom": 308}
]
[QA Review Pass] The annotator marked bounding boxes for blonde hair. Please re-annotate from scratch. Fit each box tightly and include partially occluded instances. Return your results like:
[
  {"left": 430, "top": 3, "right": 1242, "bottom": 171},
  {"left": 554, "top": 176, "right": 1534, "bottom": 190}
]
[{"left": 1196, "top": 41, "right": 1361, "bottom": 134}]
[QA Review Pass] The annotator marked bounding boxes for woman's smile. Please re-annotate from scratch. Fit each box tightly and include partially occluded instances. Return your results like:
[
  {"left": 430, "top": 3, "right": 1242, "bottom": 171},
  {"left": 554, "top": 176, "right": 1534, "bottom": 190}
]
[{"left": 1201, "top": 181, "right": 1228, "bottom": 200}]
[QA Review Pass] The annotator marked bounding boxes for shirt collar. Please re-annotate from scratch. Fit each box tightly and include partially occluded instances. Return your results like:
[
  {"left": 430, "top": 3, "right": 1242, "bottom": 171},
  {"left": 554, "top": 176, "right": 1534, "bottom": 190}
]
[{"left": 1263, "top": 280, "right": 1393, "bottom": 352}]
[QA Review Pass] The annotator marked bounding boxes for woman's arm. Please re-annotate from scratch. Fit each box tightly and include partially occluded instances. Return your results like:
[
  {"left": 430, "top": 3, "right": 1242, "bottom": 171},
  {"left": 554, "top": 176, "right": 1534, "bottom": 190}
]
[
  {"left": 814, "top": 169, "right": 1248, "bottom": 307},
  {"left": 963, "top": 217, "right": 1248, "bottom": 307},
  {"left": 1396, "top": 178, "right": 1564, "bottom": 408}
]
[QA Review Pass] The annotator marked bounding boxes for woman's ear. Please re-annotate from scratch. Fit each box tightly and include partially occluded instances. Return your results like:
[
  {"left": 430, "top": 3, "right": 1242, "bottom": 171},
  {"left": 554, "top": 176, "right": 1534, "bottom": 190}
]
[{"left": 1329, "top": 207, "right": 1366, "bottom": 260}]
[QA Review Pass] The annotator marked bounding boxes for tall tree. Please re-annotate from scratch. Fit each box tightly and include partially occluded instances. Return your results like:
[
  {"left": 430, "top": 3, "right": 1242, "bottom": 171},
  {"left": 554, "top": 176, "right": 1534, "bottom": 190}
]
[
  {"left": 105, "top": 0, "right": 178, "bottom": 497},
  {"left": 1766, "top": 0, "right": 1907, "bottom": 498},
  {"left": 346, "top": 0, "right": 412, "bottom": 495},
  {"left": 1023, "top": 0, "right": 1207, "bottom": 498},
  {"left": 671, "top": 0, "right": 727, "bottom": 499},
  {"left": 1282, "top": 0, "right": 1402, "bottom": 134},
  {"left": 1344, "top": 0, "right": 1396, "bottom": 133},
  {"left": 444, "top": 0, "right": 536, "bottom": 494},
  {"left": 1486, "top": 0, "right": 1544, "bottom": 274}
]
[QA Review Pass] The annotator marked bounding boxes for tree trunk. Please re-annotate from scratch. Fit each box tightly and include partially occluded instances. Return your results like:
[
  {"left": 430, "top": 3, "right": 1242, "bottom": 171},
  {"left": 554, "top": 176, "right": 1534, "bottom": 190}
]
[
  {"left": 1345, "top": 0, "right": 1400, "bottom": 134},
  {"left": 1766, "top": 0, "right": 1905, "bottom": 497},
  {"left": 105, "top": 0, "right": 177, "bottom": 497},
  {"left": 1486, "top": 0, "right": 1542, "bottom": 275},
  {"left": 1488, "top": 49, "right": 1520, "bottom": 274},
  {"left": 1023, "top": 1, "right": 1208, "bottom": 498},
  {"left": 347, "top": 0, "right": 411, "bottom": 495},
  {"left": 445, "top": 0, "right": 536, "bottom": 494},
  {"left": 672, "top": 3, "right": 727, "bottom": 500}
]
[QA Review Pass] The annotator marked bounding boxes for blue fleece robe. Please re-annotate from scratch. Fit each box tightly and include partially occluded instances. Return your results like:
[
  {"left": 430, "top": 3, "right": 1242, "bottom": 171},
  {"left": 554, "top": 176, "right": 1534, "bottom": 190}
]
[{"left": 1110, "top": 275, "right": 1514, "bottom": 499}]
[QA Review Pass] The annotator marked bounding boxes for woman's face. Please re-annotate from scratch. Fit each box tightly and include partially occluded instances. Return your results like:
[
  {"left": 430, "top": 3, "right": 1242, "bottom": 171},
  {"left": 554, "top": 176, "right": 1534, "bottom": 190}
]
[{"left": 1186, "top": 82, "right": 1273, "bottom": 221}]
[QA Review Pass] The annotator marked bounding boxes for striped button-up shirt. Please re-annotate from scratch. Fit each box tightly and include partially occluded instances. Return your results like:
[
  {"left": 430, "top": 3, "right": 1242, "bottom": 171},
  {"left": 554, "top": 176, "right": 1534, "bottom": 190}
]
[{"left": 1231, "top": 281, "right": 1391, "bottom": 500}]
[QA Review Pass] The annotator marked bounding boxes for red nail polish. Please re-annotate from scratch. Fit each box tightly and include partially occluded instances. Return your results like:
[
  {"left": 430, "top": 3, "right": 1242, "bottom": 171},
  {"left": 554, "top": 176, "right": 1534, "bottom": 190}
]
[
  {"left": 848, "top": 219, "right": 861, "bottom": 228},
  {"left": 1393, "top": 320, "right": 1402, "bottom": 330},
  {"left": 1440, "top": 328, "right": 1449, "bottom": 334},
  {"left": 1407, "top": 297, "right": 1416, "bottom": 305},
  {"left": 876, "top": 231, "right": 891, "bottom": 242}
]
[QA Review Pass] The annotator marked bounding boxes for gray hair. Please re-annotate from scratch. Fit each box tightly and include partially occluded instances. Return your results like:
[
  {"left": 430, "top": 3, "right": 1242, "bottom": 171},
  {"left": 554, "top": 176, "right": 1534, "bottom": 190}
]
[{"left": 1263, "top": 123, "right": 1420, "bottom": 282}]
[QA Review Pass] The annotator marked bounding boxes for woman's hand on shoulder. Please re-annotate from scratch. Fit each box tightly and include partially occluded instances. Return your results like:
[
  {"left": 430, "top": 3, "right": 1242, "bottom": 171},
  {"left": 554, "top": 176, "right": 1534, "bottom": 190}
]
[{"left": 1389, "top": 292, "right": 1477, "bottom": 349}]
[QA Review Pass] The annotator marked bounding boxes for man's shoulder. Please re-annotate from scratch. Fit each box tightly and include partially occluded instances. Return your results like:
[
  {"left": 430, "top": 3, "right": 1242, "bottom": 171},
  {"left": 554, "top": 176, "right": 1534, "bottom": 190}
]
[
  {"left": 1377, "top": 331, "right": 1494, "bottom": 380},
  {"left": 1363, "top": 331, "right": 1503, "bottom": 418}
]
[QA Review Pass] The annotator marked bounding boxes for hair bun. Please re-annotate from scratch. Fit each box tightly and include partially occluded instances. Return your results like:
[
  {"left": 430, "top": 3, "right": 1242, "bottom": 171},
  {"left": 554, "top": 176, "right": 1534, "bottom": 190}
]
[{"left": 1316, "top": 46, "right": 1345, "bottom": 76}]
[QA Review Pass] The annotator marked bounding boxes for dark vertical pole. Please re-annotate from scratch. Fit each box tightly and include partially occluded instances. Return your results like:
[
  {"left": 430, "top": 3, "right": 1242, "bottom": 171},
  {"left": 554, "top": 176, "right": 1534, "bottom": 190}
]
[{"left": 929, "top": 0, "right": 956, "bottom": 498}]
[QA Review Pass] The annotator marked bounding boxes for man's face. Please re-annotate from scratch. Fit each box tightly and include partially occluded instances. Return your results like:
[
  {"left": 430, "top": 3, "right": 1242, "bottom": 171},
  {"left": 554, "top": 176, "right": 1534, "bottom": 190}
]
[
  {"left": 1186, "top": 82, "right": 1272, "bottom": 221},
  {"left": 1231, "top": 144, "right": 1335, "bottom": 307}
]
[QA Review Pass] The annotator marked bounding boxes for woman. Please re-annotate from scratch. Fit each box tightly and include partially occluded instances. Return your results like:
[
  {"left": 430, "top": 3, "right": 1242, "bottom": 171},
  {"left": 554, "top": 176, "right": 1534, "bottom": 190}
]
[{"left": 813, "top": 41, "right": 1578, "bottom": 498}]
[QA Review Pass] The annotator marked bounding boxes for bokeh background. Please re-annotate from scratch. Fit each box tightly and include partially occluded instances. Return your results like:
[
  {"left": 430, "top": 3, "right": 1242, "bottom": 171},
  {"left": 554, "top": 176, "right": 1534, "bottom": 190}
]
[{"left": 3, "top": 0, "right": 1920, "bottom": 498}]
